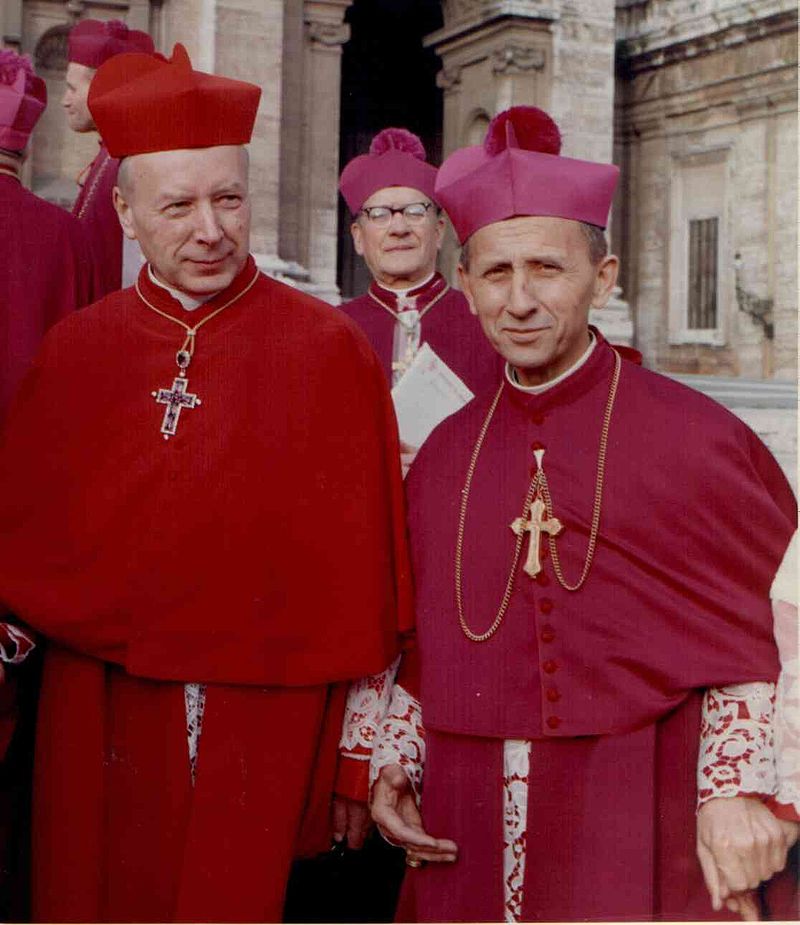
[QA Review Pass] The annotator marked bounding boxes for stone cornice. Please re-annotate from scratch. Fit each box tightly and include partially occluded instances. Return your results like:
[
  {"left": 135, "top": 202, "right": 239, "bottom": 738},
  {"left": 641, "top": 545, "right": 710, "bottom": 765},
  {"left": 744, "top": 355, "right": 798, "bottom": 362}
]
[
  {"left": 425, "top": 0, "right": 558, "bottom": 50},
  {"left": 617, "top": 4, "right": 796, "bottom": 74}
]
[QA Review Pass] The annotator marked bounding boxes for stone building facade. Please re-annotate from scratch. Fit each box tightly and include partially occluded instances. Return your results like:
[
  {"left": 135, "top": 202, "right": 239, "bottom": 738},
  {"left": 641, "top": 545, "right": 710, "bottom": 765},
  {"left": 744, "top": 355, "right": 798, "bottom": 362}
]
[{"left": 2, "top": 0, "right": 796, "bottom": 478}]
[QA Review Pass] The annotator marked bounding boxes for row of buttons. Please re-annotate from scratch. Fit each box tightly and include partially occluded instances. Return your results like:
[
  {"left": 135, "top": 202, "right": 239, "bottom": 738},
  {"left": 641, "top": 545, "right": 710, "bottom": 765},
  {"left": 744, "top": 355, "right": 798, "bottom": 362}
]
[{"left": 530, "top": 427, "right": 557, "bottom": 728}]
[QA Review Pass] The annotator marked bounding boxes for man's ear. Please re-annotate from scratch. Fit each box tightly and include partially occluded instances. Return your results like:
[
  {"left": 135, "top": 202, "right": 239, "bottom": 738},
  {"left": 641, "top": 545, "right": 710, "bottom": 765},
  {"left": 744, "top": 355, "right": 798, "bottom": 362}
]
[
  {"left": 590, "top": 254, "right": 620, "bottom": 310},
  {"left": 350, "top": 220, "right": 364, "bottom": 257},
  {"left": 113, "top": 186, "right": 138, "bottom": 241},
  {"left": 457, "top": 264, "right": 478, "bottom": 317},
  {"left": 434, "top": 214, "right": 445, "bottom": 252}
]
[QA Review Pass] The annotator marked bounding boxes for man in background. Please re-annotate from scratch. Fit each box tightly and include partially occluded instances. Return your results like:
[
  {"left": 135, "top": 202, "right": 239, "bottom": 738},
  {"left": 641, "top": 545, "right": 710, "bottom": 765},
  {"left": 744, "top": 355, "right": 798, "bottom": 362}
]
[{"left": 63, "top": 18, "right": 153, "bottom": 295}]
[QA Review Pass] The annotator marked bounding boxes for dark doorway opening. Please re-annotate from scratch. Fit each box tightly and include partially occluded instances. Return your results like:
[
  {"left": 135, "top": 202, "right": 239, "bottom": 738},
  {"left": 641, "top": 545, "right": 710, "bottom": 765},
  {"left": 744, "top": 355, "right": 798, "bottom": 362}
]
[{"left": 337, "top": 0, "right": 444, "bottom": 300}]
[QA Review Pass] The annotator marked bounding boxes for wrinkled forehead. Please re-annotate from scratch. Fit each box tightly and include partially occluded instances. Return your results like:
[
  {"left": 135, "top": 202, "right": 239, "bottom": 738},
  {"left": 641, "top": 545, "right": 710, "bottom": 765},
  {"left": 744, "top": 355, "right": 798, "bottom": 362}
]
[
  {"left": 120, "top": 144, "right": 249, "bottom": 193},
  {"left": 467, "top": 214, "right": 585, "bottom": 259},
  {"left": 361, "top": 185, "right": 435, "bottom": 209}
]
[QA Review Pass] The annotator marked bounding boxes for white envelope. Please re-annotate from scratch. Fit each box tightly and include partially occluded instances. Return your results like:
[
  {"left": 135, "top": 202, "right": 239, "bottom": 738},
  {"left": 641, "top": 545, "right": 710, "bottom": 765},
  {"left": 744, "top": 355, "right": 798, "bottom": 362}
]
[{"left": 391, "top": 342, "right": 474, "bottom": 449}]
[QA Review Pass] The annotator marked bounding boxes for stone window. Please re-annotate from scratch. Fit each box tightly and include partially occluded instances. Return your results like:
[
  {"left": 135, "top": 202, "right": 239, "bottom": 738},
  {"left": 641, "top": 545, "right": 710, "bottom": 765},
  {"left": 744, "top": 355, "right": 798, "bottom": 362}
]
[
  {"left": 687, "top": 217, "right": 718, "bottom": 330},
  {"left": 668, "top": 148, "right": 730, "bottom": 346}
]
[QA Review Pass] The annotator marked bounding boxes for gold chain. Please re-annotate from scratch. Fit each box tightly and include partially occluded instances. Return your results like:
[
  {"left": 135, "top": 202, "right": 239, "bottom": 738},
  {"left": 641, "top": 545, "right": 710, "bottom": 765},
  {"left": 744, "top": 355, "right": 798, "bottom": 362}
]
[
  {"left": 134, "top": 267, "right": 260, "bottom": 366},
  {"left": 455, "top": 350, "right": 622, "bottom": 642}
]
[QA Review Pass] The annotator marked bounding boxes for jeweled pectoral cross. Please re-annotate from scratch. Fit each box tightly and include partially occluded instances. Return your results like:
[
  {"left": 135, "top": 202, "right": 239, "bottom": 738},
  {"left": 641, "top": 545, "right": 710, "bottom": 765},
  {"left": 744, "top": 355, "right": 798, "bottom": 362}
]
[
  {"left": 152, "top": 376, "right": 201, "bottom": 440},
  {"left": 511, "top": 496, "right": 563, "bottom": 578}
]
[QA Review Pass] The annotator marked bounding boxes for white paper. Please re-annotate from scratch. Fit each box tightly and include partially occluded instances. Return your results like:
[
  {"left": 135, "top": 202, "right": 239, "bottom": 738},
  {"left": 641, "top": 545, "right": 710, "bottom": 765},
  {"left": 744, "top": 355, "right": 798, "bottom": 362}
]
[{"left": 391, "top": 342, "right": 474, "bottom": 449}]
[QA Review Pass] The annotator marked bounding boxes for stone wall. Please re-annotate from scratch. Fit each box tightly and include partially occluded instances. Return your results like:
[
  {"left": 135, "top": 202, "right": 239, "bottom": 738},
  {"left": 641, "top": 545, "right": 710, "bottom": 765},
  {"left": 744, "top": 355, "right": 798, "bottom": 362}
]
[{"left": 615, "top": 0, "right": 797, "bottom": 381}]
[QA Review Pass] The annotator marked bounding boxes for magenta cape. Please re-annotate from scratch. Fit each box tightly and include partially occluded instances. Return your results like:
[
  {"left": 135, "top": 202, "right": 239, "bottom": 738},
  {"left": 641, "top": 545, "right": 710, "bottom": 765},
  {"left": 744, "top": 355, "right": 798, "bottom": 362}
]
[
  {"left": 0, "top": 175, "right": 92, "bottom": 422},
  {"left": 339, "top": 280, "right": 502, "bottom": 395},
  {"left": 0, "top": 257, "right": 411, "bottom": 920},
  {"left": 71, "top": 141, "right": 122, "bottom": 296},
  {"left": 402, "top": 335, "right": 796, "bottom": 921}
]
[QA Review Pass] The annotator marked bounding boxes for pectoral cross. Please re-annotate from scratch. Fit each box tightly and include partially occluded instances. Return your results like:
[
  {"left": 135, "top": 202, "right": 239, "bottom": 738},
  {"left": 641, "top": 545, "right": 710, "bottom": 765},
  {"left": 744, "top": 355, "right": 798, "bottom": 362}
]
[
  {"left": 511, "top": 496, "right": 563, "bottom": 578},
  {"left": 152, "top": 376, "right": 201, "bottom": 440}
]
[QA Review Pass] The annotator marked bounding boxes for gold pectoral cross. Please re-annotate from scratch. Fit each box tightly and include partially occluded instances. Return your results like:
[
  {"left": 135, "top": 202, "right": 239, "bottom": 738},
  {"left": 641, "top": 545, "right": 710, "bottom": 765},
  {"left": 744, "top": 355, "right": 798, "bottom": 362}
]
[{"left": 511, "top": 496, "right": 563, "bottom": 578}]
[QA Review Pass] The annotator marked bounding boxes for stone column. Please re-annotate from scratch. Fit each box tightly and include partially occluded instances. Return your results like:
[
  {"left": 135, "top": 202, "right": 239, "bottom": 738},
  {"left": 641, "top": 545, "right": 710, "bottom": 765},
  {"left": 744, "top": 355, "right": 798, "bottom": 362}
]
[{"left": 296, "top": 0, "right": 352, "bottom": 303}]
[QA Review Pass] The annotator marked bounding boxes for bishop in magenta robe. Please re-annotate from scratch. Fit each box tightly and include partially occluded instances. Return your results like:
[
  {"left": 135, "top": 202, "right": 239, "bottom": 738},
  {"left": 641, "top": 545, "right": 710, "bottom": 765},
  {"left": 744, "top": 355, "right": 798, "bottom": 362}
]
[
  {"left": 370, "top": 106, "right": 797, "bottom": 921},
  {"left": 64, "top": 19, "right": 154, "bottom": 296},
  {"left": 339, "top": 128, "right": 500, "bottom": 397}
]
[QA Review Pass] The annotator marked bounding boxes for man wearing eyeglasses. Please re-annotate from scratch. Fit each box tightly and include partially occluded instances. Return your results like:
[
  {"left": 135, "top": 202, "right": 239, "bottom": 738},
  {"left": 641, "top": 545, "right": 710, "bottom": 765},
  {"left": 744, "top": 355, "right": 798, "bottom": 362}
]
[{"left": 338, "top": 128, "right": 500, "bottom": 402}]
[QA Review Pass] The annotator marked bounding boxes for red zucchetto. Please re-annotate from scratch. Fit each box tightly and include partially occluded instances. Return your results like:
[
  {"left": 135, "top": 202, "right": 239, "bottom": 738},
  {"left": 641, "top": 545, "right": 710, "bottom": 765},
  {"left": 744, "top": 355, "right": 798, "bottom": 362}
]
[
  {"left": 0, "top": 50, "right": 46, "bottom": 151},
  {"left": 68, "top": 19, "right": 154, "bottom": 69},
  {"left": 339, "top": 127, "right": 438, "bottom": 213},
  {"left": 435, "top": 106, "right": 620, "bottom": 243},
  {"left": 87, "top": 43, "right": 261, "bottom": 157}
]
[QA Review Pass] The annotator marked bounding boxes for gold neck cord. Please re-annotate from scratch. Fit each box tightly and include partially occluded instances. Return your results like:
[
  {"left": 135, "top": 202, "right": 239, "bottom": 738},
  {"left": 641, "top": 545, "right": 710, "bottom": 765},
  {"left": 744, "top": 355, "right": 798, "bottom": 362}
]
[
  {"left": 455, "top": 350, "right": 622, "bottom": 642},
  {"left": 135, "top": 267, "right": 260, "bottom": 371}
]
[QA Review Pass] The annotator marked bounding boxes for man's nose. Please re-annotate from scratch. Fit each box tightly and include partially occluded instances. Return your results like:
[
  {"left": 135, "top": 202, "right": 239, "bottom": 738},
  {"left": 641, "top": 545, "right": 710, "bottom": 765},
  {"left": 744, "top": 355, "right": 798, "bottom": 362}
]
[
  {"left": 194, "top": 204, "right": 224, "bottom": 245},
  {"left": 386, "top": 209, "right": 411, "bottom": 234},
  {"left": 507, "top": 270, "right": 539, "bottom": 316}
]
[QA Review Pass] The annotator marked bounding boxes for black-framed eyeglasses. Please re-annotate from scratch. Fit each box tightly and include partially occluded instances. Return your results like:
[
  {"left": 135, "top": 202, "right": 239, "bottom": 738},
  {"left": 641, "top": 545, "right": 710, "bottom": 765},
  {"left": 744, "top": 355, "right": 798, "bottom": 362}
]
[{"left": 359, "top": 202, "right": 434, "bottom": 226}]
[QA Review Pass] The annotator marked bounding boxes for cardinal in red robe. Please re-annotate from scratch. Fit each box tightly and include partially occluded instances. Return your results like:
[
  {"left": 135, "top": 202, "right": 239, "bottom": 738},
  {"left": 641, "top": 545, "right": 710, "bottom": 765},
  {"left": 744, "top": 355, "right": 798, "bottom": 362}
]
[
  {"left": 0, "top": 44, "right": 410, "bottom": 923},
  {"left": 371, "top": 107, "right": 798, "bottom": 921},
  {"left": 64, "top": 19, "right": 154, "bottom": 296}
]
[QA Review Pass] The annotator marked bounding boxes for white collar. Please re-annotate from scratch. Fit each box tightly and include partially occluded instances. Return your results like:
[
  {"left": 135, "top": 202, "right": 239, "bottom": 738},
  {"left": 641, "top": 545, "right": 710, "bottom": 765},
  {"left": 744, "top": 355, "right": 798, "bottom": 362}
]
[
  {"left": 505, "top": 332, "right": 597, "bottom": 394},
  {"left": 376, "top": 270, "right": 436, "bottom": 299},
  {"left": 147, "top": 264, "right": 218, "bottom": 312}
]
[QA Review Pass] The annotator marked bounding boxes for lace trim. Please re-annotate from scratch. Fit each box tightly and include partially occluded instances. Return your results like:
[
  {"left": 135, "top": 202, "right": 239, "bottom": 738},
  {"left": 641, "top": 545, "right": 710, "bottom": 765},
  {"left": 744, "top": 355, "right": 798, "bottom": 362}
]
[
  {"left": 774, "top": 654, "right": 800, "bottom": 813},
  {"left": 0, "top": 623, "right": 35, "bottom": 665},
  {"left": 339, "top": 656, "right": 400, "bottom": 758},
  {"left": 698, "top": 683, "right": 777, "bottom": 806},
  {"left": 503, "top": 740, "right": 531, "bottom": 924},
  {"left": 369, "top": 684, "right": 425, "bottom": 798},
  {"left": 185, "top": 682, "right": 207, "bottom": 787}
]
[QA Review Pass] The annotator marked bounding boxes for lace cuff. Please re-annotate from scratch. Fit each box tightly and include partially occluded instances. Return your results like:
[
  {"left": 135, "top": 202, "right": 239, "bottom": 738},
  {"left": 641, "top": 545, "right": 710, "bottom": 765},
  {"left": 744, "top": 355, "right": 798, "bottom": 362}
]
[
  {"left": 369, "top": 683, "right": 425, "bottom": 800},
  {"left": 339, "top": 656, "right": 400, "bottom": 760},
  {"left": 697, "top": 683, "right": 777, "bottom": 808},
  {"left": 0, "top": 623, "right": 35, "bottom": 666}
]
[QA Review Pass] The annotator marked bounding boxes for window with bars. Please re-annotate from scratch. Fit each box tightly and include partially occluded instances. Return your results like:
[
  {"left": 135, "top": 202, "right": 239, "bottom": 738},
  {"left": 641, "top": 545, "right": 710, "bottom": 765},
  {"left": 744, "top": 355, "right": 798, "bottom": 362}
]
[{"left": 687, "top": 217, "right": 719, "bottom": 330}]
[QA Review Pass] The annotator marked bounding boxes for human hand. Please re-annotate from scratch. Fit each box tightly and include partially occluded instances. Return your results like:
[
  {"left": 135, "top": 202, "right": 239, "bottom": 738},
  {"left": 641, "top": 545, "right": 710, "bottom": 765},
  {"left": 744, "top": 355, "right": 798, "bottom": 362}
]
[
  {"left": 331, "top": 796, "right": 371, "bottom": 850},
  {"left": 723, "top": 890, "right": 760, "bottom": 921},
  {"left": 399, "top": 441, "right": 418, "bottom": 479},
  {"left": 697, "top": 796, "right": 793, "bottom": 910},
  {"left": 370, "top": 763, "right": 457, "bottom": 864}
]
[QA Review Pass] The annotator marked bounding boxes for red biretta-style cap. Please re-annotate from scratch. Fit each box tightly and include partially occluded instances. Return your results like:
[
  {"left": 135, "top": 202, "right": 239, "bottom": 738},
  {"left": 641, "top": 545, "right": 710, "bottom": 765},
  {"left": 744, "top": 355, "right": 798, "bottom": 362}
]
[
  {"left": 88, "top": 43, "right": 261, "bottom": 158},
  {"left": 339, "top": 128, "right": 438, "bottom": 213},
  {"left": 68, "top": 19, "right": 154, "bottom": 69},
  {"left": 0, "top": 50, "right": 46, "bottom": 152},
  {"left": 435, "top": 107, "right": 619, "bottom": 244}
]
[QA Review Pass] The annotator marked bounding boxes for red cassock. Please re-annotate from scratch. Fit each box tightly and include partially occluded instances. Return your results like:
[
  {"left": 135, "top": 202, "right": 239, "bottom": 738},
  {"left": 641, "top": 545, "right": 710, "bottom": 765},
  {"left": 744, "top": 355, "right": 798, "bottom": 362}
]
[
  {"left": 0, "top": 174, "right": 93, "bottom": 423},
  {"left": 71, "top": 140, "right": 122, "bottom": 297},
  {"left": 401, "top": 335, "right": 797, "bottom": 921},
  {"left": 338, "top": 272, "right": 502, "bottom": 395},
  {"left": 0, "top": 256, "right": 411, "bottom": 922}
]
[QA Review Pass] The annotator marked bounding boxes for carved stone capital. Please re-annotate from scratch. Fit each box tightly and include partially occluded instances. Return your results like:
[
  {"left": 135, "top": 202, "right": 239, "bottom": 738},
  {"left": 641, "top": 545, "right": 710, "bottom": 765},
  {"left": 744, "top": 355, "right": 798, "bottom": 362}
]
[
  {"left": 492, "top": 44, "right": 545, "bottom": 74},
  {"left": 436, "top": 65, "right": 464, "bottom": 91},
  {"left": 305, "top": 19, "right": 350, "bottom": 48}
]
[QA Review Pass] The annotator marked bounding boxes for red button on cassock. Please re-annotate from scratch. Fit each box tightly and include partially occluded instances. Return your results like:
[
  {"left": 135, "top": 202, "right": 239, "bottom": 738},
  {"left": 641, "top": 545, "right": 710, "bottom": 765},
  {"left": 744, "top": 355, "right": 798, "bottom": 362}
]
[
  {"left": 531, "top": 412, "right": 545, "bottom": 426},
  {"left": 535, "top": 571, "right": 550, "bottom": 586},
  {"left": 546, "top": 716, "right": 561, "bottom": 730},
  {"left": 545, "top": 687, "right": 561, "bottom": 703},
  {"left": 531, "top": 440, "right": 545, "bottom": 452},
  {"left": 542, "top": 659, "right": 558, "bottom": 674},
  {"left": 540, "top": 598, "right": 553, "bottom": 614},
  {"left": 540, "top": 625, "right": 556, "bottom": 643}
]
